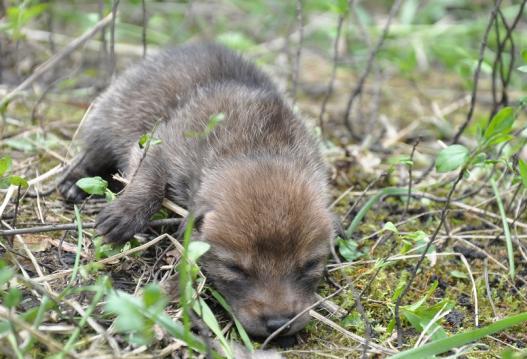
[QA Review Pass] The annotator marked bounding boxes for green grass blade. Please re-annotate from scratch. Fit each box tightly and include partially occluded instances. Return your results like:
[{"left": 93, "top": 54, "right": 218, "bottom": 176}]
[
  {"left": 346, "top": 187, "right": 408, "bottom": 237},
  {"left": 210, "top": 289, "right": 254, "bottom": 352},
  {"left": 389, "top": 312, "right": 527, "bottom": 359},
  {"left": 490, "top": 178, "right": 515, "bottom": 280}
]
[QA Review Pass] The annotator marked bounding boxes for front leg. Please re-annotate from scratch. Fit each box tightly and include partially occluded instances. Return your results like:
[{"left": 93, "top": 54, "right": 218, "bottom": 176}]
[{"left": 96, "top": 148, "right": 166, "bottom": 243}]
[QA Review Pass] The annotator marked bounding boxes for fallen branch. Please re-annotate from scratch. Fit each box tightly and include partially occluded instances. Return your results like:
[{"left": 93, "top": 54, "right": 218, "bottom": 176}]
[{"left": 0, "top": 218, "right": 181, "bottom": 236}]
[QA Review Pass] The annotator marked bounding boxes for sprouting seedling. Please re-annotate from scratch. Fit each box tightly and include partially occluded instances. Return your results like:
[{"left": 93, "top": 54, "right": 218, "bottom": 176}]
[
  {"left": 0, "top": 155, "right": 29, "bottom": 189},
  {"left": 76, "top": 176, "right": 115, "bottom": 202},
  {"left": 434, "top": 103, "right": 524, "bottom": 281},
  {"left": 184, "top": 113, "right": 225, "bottom": 138},
  {"left": 138, "top": 133, "right": 162, "bottom": 149},
  {"left": 434, "top": 104, "right": 523, "bottom": 175}
]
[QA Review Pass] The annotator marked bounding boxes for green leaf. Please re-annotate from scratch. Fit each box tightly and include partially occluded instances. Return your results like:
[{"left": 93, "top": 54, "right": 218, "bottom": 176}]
[
  {"left": 105, "top": 291, "right": 145, "bottom": 333},
  {"left": 143, "top": 283, "right": 167, "bottom": 311},
  {"left": 519, "top": 160, "right": 527, "bottom": 189},
  {"left": 390, "top": 312, "right": 527, "bottom": 359},
  {"left": 187, "top": 241, "right": 210, "bottom": 262},
  {"left": 450, "top": 270, "right": 468, "bottom": 279},
  {"left": 105, "top": 189, "right": 116, "bottom": 202},
  {"left": 0, "top": 156, "right": 12, "bottom": 176},
  {"left": 0, "top": 177, "right": 10, "bottom": 189},
  {"left": 0, "top": 263, "right": 14, "bottom": 286},
  {"left": 76, "top": 176, "right": 108, "bottom": 195},
  {"left": 337, "top": 239, "right": 364, "bottom": 261},
  {"left": 435, "top": 145, "right": 469, "bottom": 173},
  {"left": 210, "top": 289, "right": 254, "bottom": 352},
  {"left": 383, "top": 222, "right": 399, "bottom": 234},
  {"left": 487, "top": 133, "right": 514, "bottom": 146},
  {"left": 484, "top": 107, "right": 515, "bottom": 141},
  {"left": 4, "top": 137, "right": 35, "bottom": 152},
  {"left": 217, "top": 32, "right": 255, "bottom": 51},
  {"left": 518, "top": 65, "right": 527, "bottom": 73},
  {"left": 9, "top": 175, "right": 28, "bottom": 188},
  {"left": 138, "top": 133, "right": 162, "bottom": 149},
  {"left": 3, "top": 287, "right": 21, "bottom": 308},
  {"left": 193, "top": 298, "right": 233, "bottom": 358}
]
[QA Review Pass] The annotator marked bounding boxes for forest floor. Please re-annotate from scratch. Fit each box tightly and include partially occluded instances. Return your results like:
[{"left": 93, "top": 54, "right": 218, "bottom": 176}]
[{"left": 1, "top": 2, "right": 527, "bottom": 358}]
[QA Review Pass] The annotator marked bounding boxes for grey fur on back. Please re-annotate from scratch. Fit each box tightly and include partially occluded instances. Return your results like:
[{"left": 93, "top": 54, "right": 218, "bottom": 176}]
[{"left": 78, "top": 42, "right": 326, "bottom": 208}]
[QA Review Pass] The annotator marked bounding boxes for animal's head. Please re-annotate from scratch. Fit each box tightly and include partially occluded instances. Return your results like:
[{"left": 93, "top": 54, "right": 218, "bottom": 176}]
[{"left": 193, "top": 159, "right": 333, "bottom": 337}]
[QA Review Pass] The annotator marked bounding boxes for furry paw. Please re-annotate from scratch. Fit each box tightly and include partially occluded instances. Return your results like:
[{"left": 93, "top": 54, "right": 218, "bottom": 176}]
[
  {"left": 96, "top": 200, "right": 147, "bottom": 243},
  {"left": 58, "top": 172, "right": 88, "bottom": 203}
]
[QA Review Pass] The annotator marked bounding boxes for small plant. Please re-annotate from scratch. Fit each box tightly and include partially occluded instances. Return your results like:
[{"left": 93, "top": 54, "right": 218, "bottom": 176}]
[
  {"left": 184, "top": 113, "right": 225, "bottom": 138},
  {"left": 76, "top": 176, "right": 115, "bottom": 202},
  {"left": 0, "top": 156, "right": 28, "bottom": 189}
]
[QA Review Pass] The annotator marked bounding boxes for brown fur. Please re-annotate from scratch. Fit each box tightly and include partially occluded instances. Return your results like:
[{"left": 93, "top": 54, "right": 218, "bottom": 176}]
[{"left": 59, "top": 43, "right": 334, "bottom": 337}]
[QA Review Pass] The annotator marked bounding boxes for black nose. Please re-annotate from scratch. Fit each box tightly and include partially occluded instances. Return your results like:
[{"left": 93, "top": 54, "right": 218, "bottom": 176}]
[{"left": 266, "top": 317, "right": 291, "bottom": 333}]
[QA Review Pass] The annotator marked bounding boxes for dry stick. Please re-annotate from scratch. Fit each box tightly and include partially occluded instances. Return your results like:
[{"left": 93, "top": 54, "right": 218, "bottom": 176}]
[
  {"left": 318, "top": 1, "right": 351, "bottom": 134},
  {"left": 291, "top": 0, "right": 304, "bottom": 107},
  {"left": 415, "top": 0, "right": 502, "bottom": 184},
  {"left": 0, "top": 13, "right": 114, "bottom": 109},
  {"left": 110, "top": 0, "right": 120, "bottom": 78},
  {"left": 490, "top": 9, "right": 504, "bottom": 118},
  {"left": 394, "top": 169, "right": 465, "bottom": 347},
  {"left": 496, "top": 1, "right": 526, "bottom": 106},
  {"left": 343, "top": 0, "right": 402, "bottom": 139},
  {"left": 451, "top": 0, "right": 501, "bottom": 144},
  {"left": 0, "top": 218, "right": 181, "bottom": 236},
  {"left": 141, "top": 0, "right": 147, "bottom": 57},
  {"left": 403, "top": 139, "right": 420, "bottom": 217},
  {"left": 261, "top": 284, "right": 349, "bottom": 349}
]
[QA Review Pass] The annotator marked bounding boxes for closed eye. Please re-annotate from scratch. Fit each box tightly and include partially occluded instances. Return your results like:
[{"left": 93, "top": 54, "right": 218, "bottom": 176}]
[
  {"left": 302, "top": 258, "right": 322, "bottom": 273},
  {"left": 225, "top": 263, "right": 249, "bottom": 277}
]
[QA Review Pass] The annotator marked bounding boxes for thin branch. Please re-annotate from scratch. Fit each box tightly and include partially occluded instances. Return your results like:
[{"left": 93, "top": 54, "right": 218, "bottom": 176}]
[
  {"left": 110, "top": 0, "right": 120, "bottom": 78},
  {"left": 451, "top": 0, "right": 502, "bottom": 144},
  {"left": 141, "top": 0, "right": 147, "bottom": 58},
  {"left": 318, "top": 1, "right": 352, "bottom": 134},
  {"left": 0, "top": 218, "right": 181, "bottom": 236},
  {"left": 291, "top": 0, "right": 304, "bottom": 106},
  {"left": 343, "top": 0, "right": 402, "bottom": 138},
  {"left": 403, "top": 139, "right": 420, "bottom": 217}
]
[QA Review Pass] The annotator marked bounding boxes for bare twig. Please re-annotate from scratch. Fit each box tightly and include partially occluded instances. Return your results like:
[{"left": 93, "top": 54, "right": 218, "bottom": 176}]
[
  {"left": 291, "top": 0, "right": 304, "bottom": 106},
  {"left": 343, "top": 0, "right": 402, "bottom": 138},
  {"left": 403, "top": 139, "right": 420, "bottom": 217},
  {"left": 110, "top": 0, "right": 120, "bottom": 78},
  {"left": 0, "top": 218, "right": 181, "bottom": 236},
  {"left": 451, "top": 0, "right": 502, "bottom": 144},
  {"left": 141, "top": 0, "right": 147, "bottom": 57},
  {"left": 318, "top": 1, "right": 352, "bottom": 134}
]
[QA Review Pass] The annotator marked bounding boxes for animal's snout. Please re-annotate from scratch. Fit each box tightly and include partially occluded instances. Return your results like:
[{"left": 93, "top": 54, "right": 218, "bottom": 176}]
[{"left": 265, "top": 315, "right": 293, "bottom": 333}]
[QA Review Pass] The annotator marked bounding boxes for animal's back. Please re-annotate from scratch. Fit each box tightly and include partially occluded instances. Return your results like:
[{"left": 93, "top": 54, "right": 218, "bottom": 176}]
[{"left": 80, "top": 43, "right": 276, "bottom": 165}]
